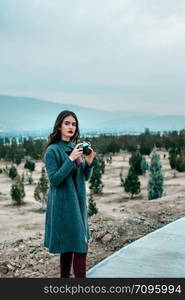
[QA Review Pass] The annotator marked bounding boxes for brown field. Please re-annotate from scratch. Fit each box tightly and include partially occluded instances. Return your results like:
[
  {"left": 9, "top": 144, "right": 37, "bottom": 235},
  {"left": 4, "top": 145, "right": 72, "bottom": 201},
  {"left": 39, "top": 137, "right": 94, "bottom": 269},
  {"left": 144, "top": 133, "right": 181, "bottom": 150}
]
[{"left": 0, "top": 149, "right": 185, "bottom": 277}]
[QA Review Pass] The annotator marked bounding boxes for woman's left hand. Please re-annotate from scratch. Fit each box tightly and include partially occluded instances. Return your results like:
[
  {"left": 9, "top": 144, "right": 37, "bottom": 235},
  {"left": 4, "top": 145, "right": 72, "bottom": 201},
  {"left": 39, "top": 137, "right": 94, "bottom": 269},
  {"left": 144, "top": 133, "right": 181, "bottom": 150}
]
[{"left": 83, "top": 147, "right": 96, "bottom": 166}]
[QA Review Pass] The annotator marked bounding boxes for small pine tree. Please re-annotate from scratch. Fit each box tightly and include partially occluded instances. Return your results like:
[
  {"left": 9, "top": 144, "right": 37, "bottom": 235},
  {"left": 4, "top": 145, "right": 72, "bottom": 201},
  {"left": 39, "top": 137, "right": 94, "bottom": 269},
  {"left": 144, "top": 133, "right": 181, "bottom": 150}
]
[
  {"left": 106, "top": 155, "right": 112, "bottom": 164},
  {"left": 10, "top": 174, "right": 25, "bottom": 205},
  {"left": 140, "top": 156, "right": 149, "bottom": 175},
  {"left": 15, "top": 156, "right": 22, "bottom": 165},
  {"left": 89, "top": 157, "right": 104, "bottom": 194},
  {"left": 24, "top": 160, "right": 35, "bottom": 173},
  {"left": 119, "top": 167, "right": 124, "bottom": 187},
  {"left": 123, "top": 165, "right": 141, "bottom": 199},
  {"left": 21, "top": 173, "right": 25, "bottom": 185},
  {"left": 9, "top": 166, "right": 18, "bottom": 180},
  {"left": 176, "top": 154, "right": 185, "bottom": 172},
  {"left": 15, "top": 147, "right": 25, "bottom": 166},
  {"left": 98, "top": 156, "right": 105, "bottom": 174},
  {"left": 129, "top": 150, "right": 143, "bottom": 175},
  {"left": 168, "top": 148, "right": 178, "bottom": 170},
  {"left": 4, "top": 165, "right": 9, "bottom": 175},
  {"left": 34, "top": 167, "right": 48, "bottom": 210},
  {"left": 28, "top": 175, "right": 33, "bottom": 184},
  {"left": 148, "top": 151, "right": 164, "bottom": 200},
  {"left": 88, "top": 191, "right": 98, "bottom": 216}
]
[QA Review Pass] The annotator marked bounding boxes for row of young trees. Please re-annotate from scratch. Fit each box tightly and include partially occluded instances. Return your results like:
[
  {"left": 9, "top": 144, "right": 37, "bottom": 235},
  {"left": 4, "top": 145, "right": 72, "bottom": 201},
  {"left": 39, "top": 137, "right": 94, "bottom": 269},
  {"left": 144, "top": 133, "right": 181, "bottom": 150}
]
[
  {"left": 0, "top": 128, "right": 185, "bottom": 161},
  {"left": 88, "top": 149, "right": 165, "bottom": 216},
  {"left": 87, "top": 156, "right": 105, "bottom": 216},
  {"left": 1, "top": 129, "right": 185, "bottom": 216},
  {"left": 5, "top": 160, "right": 36, "bottom": 182},
  {"left": 169, "top": 147, "right": 185, "bottom": 172},
  {"left": 89, "top": 149, "right": 164, "bottom": 200},
  {"left": 120, "top": 150, "right": 163, "bottom": 200},
  {"left": 0, "top": 138, "right": 45, "bottom": 163},
  {"left": 0, "top": 148, "right": 165, "bottom": 218},
  {"left": 86, "top": 128, "right": 185, "bottom": 155},
  {"left": 10, "top": 167, "right": 48, "bottom": 210},
  {"left": 1, "top": 161, "right": 48, "bottom": 210},
  {"left": 0, "top": 147, "right": 181, "bottom": 217},
  {"left": 2, "top": 155, "right": 105, "bottom": 215}
]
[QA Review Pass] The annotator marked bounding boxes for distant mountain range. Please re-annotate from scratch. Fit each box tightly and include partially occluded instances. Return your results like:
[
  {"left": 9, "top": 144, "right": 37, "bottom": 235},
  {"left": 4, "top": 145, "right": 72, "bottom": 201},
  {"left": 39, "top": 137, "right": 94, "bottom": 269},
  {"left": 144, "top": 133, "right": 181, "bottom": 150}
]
[{"left": 0, "top": 95, "right": 184, "bottom": 136}]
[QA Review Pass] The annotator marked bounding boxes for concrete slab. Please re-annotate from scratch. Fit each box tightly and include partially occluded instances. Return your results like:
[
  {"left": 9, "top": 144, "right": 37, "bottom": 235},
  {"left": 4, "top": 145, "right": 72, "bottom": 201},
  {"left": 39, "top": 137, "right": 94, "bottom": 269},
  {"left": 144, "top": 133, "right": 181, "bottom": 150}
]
[{"left": 87, "top": 217, "right": 185, "bottom": 278}]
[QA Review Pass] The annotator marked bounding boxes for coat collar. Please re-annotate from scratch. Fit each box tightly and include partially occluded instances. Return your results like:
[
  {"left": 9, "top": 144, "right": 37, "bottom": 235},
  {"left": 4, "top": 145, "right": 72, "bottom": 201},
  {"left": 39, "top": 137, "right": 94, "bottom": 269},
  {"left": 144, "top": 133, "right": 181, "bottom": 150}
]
[{"left": 56, "top": 140, "right": 76, "bottom": 152}]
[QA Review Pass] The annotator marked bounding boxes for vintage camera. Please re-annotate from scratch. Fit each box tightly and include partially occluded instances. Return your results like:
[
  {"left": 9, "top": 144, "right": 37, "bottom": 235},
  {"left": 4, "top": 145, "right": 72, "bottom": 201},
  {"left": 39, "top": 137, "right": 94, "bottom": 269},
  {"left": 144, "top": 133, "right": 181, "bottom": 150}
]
[{"left": 79, "top": 142, "right": 92, "bottom": 155}]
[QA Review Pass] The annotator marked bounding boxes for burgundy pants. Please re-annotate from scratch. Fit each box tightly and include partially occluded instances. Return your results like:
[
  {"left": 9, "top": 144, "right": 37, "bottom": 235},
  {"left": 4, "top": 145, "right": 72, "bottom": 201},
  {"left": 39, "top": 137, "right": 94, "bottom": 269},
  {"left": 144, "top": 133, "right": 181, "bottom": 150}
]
[{"left": 60, "top": 252, "right": 87, "bottom": 278}]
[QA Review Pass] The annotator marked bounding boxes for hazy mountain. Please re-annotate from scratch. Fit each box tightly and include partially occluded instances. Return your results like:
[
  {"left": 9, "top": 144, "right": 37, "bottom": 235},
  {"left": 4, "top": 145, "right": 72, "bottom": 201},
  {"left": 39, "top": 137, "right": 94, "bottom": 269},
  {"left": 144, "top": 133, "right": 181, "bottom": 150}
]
[
  {"left": 0, "top": 95, "right": 184, "bottom": 135},
  {"left": 0, "top": 95, "right": 114, "bottom": 132},
  {"left": 95, "top": 114, "right": 185, "bottom": 132}
]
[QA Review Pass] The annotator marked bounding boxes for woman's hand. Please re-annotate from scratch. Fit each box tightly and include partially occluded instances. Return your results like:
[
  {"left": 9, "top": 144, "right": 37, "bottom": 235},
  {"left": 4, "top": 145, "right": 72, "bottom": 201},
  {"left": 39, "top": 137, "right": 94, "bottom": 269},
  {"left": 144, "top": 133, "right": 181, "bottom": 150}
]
[
  {"left": 83, "top": 146, "right": 96, "bottom": 166},
  {"left": 69, "top": 143, "right": 83, "bottom": 161}
]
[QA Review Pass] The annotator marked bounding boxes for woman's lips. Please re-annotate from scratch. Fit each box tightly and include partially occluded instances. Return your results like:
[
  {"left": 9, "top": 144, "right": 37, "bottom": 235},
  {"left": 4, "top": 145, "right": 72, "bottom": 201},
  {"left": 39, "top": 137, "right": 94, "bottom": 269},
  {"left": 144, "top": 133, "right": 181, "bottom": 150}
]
[{"left": 68, "top": 131, "right": 73, "bottom": 134}]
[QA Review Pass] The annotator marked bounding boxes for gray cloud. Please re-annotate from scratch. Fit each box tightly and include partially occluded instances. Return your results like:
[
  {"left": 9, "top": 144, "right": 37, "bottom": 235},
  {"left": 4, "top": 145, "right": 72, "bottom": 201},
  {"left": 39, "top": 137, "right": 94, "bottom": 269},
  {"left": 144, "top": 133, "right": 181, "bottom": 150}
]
[{"left": 0, "top": 0, "right": 185, "bottom": 114}]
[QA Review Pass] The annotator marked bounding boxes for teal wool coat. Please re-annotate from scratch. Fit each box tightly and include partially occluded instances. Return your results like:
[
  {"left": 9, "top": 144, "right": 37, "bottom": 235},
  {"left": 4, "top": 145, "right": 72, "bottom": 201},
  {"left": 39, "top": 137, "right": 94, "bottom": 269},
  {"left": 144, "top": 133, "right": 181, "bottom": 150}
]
[{"left": 43, "top": 140, "right": 92, "bottom": 253}]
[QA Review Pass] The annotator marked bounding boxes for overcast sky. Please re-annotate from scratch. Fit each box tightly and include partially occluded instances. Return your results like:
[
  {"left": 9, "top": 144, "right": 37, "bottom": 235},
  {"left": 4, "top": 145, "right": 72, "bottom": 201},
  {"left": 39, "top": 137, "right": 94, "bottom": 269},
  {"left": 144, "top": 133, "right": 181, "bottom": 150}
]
[{"left": 0, "top": 0, "right": 185, "bottom": 114}]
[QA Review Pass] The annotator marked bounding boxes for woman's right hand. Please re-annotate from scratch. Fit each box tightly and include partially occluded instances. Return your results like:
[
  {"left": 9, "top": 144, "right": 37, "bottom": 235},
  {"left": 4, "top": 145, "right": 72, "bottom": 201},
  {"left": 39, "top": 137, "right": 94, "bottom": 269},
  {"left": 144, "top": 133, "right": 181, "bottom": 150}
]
[{"left": 69, "top": 143, "right": 83, "bottom": 161}]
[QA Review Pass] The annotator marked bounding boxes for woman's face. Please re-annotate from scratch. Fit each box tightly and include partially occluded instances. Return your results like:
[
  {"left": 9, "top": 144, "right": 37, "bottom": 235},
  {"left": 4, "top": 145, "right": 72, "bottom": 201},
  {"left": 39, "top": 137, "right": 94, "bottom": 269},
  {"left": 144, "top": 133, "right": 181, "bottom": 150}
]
[{"left": 59, "top": 115, "right": 77, "bottom": 141}]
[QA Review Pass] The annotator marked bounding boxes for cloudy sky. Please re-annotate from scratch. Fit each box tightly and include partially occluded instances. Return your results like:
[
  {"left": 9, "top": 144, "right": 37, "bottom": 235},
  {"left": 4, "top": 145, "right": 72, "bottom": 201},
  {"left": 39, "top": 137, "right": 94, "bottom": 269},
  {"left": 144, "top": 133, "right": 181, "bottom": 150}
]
[{"left": 0, "top": 0, "right": 185, "bottom": 114}]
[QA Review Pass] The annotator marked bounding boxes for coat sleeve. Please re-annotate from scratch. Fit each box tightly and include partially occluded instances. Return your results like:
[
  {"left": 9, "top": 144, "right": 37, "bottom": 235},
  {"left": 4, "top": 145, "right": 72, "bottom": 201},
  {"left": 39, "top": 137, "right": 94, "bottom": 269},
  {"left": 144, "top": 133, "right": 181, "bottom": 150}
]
[
  {"left": 44, "top": 148, "right": 75, "bottom": 187},
  {"left": 82, "top": 160, "right": 93, "bottom": 181}
]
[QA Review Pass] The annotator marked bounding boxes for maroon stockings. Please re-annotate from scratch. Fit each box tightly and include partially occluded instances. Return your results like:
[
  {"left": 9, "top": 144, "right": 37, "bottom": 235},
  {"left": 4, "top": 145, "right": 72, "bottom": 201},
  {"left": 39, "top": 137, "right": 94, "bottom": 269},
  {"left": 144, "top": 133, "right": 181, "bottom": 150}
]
[{"left": 60, "top": 252, "right": 87, "bottom": 278}]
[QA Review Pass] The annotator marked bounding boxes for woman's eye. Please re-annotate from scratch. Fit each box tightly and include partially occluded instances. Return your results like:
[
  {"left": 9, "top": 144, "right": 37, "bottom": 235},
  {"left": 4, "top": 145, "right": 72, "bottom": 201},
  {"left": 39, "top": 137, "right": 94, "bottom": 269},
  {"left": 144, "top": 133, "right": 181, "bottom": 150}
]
[{"left": 64, "top": 121, "right": 76, "bottom": 126}]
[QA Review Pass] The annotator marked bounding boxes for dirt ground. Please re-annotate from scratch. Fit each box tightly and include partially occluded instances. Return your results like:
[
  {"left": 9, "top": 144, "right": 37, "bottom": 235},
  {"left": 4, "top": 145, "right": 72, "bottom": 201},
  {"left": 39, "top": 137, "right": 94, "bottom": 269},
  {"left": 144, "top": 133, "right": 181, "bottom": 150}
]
[{"left": 0, "top": 149, "right": 185, "bottom": 278}]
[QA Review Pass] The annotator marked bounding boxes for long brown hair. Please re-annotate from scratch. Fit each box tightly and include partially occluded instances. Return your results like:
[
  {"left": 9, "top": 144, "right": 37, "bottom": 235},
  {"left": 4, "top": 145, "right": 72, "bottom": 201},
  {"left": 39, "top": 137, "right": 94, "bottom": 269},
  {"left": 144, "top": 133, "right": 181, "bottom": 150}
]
[{"left": 45, "top": 110, "right": 80, "bottom": 150}]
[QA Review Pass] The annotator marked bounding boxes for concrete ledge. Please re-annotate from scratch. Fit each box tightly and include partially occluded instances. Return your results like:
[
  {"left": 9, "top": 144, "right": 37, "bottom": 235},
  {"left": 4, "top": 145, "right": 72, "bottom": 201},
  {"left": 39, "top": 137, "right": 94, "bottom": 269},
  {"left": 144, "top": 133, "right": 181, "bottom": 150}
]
[{"left": 87, "top": 217, "right": 185, "bottom": 278}]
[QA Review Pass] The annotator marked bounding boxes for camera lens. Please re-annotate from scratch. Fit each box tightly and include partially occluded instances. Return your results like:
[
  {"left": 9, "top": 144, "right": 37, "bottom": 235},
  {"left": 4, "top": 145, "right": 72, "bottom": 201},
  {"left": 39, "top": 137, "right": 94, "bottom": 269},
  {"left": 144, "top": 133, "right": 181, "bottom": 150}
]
[{"left": 82, "top": 142, "right": 91, "bottom": 155}]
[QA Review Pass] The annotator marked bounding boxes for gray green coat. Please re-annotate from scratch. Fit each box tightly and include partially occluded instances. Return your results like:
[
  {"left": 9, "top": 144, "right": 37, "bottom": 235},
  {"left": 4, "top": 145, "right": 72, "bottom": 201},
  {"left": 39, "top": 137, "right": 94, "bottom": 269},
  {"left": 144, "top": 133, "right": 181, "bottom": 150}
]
[{"left": 43, "top": 140, "right": 92, "bottom": 253}]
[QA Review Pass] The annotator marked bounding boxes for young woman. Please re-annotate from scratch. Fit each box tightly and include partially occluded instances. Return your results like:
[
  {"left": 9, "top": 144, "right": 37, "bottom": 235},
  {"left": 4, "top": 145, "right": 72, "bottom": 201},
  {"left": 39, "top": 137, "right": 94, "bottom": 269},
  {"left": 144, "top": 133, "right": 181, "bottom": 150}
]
[{"left": 43, "top": 110, "right": 96, "bottom": 278}]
